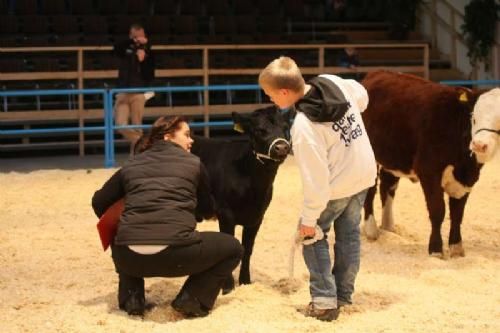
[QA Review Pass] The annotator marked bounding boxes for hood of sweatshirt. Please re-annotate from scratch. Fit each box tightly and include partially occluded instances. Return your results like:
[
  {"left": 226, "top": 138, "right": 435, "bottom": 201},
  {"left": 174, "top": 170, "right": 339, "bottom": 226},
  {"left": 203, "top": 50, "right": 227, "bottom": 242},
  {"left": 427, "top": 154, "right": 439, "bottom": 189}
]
[{"left": 295, "top": 76, "right": 351, "bottom": 122}]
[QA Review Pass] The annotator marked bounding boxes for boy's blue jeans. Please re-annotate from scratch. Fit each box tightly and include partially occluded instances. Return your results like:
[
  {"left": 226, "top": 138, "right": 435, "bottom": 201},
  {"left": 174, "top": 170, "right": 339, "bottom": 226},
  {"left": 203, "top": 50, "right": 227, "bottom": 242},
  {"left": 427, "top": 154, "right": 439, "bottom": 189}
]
[{"left": 302, "top": 189, "right": 368, "bottom": 310}]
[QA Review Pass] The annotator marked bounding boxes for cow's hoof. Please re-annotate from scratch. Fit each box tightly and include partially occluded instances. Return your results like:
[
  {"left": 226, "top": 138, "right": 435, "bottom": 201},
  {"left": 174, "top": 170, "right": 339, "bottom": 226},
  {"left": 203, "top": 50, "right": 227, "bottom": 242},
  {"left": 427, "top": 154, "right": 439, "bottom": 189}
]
[
  {"left": 428, "top": 239, "right": 443, "bottom": 257},
  {"left": 449, "top": 242, "right": 465, "bottom": 258},
  {"left": 429, "top": 251, "right": 445, "bottom": 259},
  {"left": 380, "top": 224, "right": 396, "bottom": 233},
  {"left": 363, "top": 215, "right": 380, "bottom": 240}
]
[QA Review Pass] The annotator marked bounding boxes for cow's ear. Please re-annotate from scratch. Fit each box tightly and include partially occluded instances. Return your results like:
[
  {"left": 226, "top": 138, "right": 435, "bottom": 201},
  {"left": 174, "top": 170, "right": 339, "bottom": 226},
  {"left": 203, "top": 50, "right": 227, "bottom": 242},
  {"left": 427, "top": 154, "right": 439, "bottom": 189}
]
[
  {"left": 457, "top": 89, "right": 481, "bottom": 112},
  {"left": 458, "top": 90, "right": 469, "bottom": 103},
  {"left": 232, "top": 112, "right": 250, "bottom": 133},
  {"left": 457, "top": 89, "right": 480, "bottom": 106}
]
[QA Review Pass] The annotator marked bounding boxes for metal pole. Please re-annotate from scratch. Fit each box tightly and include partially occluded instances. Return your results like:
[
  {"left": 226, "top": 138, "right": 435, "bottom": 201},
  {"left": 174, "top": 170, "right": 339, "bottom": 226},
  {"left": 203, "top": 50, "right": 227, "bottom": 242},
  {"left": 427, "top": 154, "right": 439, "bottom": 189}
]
[
  {"left": 103, "top": 91, "right": 110, "bottom": 167},
  {"left": 78, "top": 49, "right": 85, "bottom": 156},
  {"left": 108, "top": 90, "right": 116, "bottom": 167},
  {"left": 109, "top": 90, "right": 116, "bottom": 167},
  {"left": 104, "top": 90, "right": 115, "bottom": 168}
]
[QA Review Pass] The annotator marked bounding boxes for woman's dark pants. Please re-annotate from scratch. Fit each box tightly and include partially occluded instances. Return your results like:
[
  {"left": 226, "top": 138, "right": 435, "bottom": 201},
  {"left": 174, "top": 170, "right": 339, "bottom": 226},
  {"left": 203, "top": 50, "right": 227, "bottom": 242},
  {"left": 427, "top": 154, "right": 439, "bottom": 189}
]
[{"left": 111, "top": 232, "right": 243, "bottom": 310}]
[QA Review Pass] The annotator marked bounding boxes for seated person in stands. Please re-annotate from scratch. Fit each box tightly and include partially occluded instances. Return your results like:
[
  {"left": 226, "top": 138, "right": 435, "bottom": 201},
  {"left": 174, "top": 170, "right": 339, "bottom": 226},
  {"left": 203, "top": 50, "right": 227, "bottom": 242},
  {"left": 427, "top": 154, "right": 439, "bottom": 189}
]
[
  {"left": 92, "top": 116, "right": 243, "bottom": 318},
  {"left": 338, "top": 47, "right": 359, "bottom": 69},
  {"left": 338, "top": 47, "right": 360, "bottom": 80}
]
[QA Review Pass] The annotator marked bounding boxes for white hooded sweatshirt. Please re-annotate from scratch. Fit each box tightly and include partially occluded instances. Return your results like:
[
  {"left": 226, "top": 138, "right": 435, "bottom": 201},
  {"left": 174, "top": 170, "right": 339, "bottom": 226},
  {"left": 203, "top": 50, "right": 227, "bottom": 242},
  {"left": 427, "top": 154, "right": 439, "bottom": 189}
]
[{"left": 291, "top": 74, "right": 377, "bottom": 227}]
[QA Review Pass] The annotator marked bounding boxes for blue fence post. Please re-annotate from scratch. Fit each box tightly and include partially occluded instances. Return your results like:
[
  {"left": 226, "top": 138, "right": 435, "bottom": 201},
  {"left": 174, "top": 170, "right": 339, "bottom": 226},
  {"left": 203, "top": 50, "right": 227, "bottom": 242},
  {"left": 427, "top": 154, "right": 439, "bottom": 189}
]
[
  {"left": 103, "top": 90, "right": 114, "bottom": 168},
  {"left": 103, "top": 90, "right": 110, "bottom": 167},
  {"left": 108, "top": 90, "right": 116, "bottom": 167}
]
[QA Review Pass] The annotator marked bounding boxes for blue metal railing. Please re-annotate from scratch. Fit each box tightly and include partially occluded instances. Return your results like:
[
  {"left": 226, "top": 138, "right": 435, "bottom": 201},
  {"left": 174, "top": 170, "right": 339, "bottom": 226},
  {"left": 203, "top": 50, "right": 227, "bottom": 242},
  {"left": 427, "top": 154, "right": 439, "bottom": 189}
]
[
  {"left": 439, "top": 80, "right": 500, "bottom": 86},
  {"left": 109, "top": 84, "right": 261, "bottom": 94},
  {"left": 0, "top": 84, "right": 263, "bottom": 167},
  {"left": 0, "top": 88, "right": 106, "bottom": 97},
  {"left": 105, "top": 84, "right": 262, "bottom": 166},
  {"left": 0, "top": 126, "right": 106, "bottom": 135},
  {"left": 3, "top": 79, "right": 499, "bottom": 167},
  {"left": 0, "top": 89, "right": 109, "bottom": 140}
]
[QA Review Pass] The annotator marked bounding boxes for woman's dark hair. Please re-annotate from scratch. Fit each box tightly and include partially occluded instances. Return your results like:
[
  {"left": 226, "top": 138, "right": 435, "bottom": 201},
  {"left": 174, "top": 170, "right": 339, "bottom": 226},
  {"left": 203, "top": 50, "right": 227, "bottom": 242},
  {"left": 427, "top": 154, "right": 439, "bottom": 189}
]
[{"left": 134, "top": 115, "right": 187, "bottom": 154}]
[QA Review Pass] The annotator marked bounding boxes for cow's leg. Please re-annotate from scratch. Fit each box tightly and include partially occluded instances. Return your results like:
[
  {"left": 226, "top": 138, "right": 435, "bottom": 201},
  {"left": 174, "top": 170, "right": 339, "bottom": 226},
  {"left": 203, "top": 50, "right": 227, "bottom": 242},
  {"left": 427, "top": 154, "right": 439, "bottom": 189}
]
[
  {"left": 239, "top": 223, "right": 262, "bottom": 285},
  {"left": 448, "top": 194, "right": 469, "bottom": 257},
  {"left": 219, "top": 220, "right": 237, "bottom": 294},
  {"left": 379, "top": 168, "right": 400, "bottom": 232},
  {"left": 363, "top": 178, "right": 379, "bottom": 240},
  {"left": 420, "top": 177, "right": 446, "bottom": 257}
]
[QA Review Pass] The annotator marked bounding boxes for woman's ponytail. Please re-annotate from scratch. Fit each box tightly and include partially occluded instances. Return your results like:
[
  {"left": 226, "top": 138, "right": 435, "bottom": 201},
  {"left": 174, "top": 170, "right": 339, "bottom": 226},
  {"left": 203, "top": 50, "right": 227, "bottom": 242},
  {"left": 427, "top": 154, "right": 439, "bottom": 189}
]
[{"left": 133, "top": 115, "right": 187, "bottom": 155}]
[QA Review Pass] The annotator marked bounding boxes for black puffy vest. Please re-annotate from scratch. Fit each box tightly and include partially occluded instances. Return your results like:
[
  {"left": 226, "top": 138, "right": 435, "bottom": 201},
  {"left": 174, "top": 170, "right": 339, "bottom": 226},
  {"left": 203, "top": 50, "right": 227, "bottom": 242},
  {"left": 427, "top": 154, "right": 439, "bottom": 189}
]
[{"left": 115, "top": 141, "right": 202, "bottom": 246}]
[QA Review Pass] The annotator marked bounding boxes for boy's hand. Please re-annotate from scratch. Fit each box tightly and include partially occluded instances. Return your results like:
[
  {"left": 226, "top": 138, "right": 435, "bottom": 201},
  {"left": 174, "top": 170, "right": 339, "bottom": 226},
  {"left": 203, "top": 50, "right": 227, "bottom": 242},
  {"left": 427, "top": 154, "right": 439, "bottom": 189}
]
[
  {"left": 136, "top": 49, "right": 146, "bottom": 62},
  {"left": 299, "top": 224, "right": 316, "bottom": 238}
]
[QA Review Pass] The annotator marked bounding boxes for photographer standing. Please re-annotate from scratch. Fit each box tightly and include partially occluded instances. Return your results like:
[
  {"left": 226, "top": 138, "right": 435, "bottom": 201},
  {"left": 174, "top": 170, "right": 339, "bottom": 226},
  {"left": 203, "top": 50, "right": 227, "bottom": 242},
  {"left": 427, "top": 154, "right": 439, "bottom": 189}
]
[{"left": 113, "top": 23, "right": 155, "bottom": 152}]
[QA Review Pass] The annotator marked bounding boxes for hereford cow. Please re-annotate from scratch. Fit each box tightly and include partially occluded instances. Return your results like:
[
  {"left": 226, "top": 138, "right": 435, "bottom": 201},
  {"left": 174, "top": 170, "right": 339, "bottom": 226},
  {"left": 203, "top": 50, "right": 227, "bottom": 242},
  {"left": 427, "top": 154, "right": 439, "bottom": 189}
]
[
  {"left": 191, "top": 106, "right": 291, "bottom": 293},
  {"left": 361, "top": 71, "right": 500, "bottom": 257}
]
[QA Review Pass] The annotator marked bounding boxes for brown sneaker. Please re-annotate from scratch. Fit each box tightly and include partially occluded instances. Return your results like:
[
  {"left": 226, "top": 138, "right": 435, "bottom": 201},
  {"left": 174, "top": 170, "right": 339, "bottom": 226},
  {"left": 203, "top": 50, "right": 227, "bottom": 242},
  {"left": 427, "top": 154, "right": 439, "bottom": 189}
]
[{"left": 304, "top": 303, "right": 340, "bottom": 322}]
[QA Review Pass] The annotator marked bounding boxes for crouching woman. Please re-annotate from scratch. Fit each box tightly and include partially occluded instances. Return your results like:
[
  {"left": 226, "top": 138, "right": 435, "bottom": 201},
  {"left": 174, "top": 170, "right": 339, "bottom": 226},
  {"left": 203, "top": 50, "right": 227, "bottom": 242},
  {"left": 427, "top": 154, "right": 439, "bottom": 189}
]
[{"left": 92, "top": 116, "right": 243, "bottom": 318}]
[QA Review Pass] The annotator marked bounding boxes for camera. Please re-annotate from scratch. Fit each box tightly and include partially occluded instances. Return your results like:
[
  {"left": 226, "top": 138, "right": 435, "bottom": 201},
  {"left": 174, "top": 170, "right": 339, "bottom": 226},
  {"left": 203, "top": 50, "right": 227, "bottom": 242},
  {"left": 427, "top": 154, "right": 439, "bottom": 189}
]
[{"left": 130, "top": 39, "right": 145, "bottom": 50}]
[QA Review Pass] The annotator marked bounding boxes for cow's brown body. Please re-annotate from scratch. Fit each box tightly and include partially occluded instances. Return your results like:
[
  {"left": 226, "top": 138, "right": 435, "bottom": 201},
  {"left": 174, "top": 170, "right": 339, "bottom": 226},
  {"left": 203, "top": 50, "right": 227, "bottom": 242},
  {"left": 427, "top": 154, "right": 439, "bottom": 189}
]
[{"left": 361, "top": 71, "right": 482, "bottom": 257}]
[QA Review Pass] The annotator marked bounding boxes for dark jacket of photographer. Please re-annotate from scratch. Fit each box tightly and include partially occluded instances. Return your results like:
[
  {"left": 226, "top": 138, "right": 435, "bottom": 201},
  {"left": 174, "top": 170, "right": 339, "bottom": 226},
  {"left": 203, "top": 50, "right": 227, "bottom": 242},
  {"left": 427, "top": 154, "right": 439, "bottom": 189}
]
[
  {"left": 114, "top": 39, "right": 155, "bottom": 88},
  {"left": 91, "top": 141, "right": 216, "bottom": 247}
]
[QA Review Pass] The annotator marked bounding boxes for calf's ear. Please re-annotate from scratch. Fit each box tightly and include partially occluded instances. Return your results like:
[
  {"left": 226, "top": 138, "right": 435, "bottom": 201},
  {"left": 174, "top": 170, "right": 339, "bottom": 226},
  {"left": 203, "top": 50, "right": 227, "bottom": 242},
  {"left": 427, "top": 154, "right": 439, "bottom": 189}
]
[{"left": 232, "top": 112, "right": 251, "bottom": 133}]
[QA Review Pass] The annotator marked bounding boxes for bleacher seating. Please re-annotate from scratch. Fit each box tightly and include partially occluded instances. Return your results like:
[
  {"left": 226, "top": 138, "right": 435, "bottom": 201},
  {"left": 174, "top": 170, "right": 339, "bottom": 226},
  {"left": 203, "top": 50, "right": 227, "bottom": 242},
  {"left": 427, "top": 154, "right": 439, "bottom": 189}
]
[
  {"left": 68, "top": 0, "right": 95, "bottom": 15},
  {"left": 14, "top": 0, "right": 38, "bottom": 15},
  {"left": 41, "top": 0, "right": 67, "bottom": 15},
  {"left": 0, "top": 0, "right": 434, "bottom": 88},
  {"left": 0, "top": 0, "right": 438, "bottom": 154},
  {"left": 0, "top": 0, "right": 409, "bottom": 48}
]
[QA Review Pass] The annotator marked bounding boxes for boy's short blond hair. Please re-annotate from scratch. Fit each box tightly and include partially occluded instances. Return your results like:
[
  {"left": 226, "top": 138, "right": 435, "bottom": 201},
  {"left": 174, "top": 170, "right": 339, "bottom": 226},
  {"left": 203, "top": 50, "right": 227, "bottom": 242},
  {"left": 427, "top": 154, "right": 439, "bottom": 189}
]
[{"left": 259, "top": 56, "right": 305, "bottom": 93}]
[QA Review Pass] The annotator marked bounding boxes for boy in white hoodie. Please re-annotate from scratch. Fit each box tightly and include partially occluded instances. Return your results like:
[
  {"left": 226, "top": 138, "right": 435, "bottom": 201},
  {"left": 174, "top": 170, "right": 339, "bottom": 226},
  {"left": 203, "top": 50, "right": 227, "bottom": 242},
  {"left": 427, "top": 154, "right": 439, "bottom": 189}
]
[{"left": 259, "top": 57, "right": 377, "bottom": 322}]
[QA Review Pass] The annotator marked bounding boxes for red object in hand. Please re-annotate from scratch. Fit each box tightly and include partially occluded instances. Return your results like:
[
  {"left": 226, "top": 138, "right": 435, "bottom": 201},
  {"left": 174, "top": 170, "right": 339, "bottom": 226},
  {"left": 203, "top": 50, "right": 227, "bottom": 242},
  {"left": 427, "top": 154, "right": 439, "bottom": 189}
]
[{"left": 96, "top": 199, "right": 125, "bottom": 251}]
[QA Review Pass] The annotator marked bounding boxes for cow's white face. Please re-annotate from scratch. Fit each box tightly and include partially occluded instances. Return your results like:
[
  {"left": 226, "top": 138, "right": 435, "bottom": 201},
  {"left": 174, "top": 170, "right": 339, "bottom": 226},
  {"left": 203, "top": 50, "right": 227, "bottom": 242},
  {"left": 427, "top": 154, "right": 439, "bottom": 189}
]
[{"left": 470, "top": 88, "right": 500, "bottom": 163}]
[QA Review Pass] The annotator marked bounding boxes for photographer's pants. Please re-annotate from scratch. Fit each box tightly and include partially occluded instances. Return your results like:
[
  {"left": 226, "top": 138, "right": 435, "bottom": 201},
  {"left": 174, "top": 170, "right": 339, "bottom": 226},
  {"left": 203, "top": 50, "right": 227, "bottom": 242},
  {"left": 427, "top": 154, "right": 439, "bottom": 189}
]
[
  {"left": 111, "top": 232, "right": 243, "bottom": 309},
  {"left": 114, "top": 93, "right": 145, "bottom": 145}
]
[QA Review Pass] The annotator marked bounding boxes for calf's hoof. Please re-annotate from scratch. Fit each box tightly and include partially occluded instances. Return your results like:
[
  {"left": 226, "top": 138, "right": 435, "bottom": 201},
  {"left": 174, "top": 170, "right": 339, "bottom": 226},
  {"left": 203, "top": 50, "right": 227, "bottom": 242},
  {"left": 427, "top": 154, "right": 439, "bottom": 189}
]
[
  {"left": 363, "top": 215, "right": 380, "bottom": 240},
  {"left": 239, "top": 273, "right": 251, "bottom": 286},
  {"left": 449, "top": 242, "right": 465, "bottom": 258}
]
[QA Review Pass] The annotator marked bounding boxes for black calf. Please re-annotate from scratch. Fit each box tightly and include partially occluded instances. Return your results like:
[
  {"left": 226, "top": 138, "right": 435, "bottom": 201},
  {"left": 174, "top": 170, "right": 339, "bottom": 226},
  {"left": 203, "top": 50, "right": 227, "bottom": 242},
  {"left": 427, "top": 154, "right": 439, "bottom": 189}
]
[{"left": 191, "top": 106, "right": 292, "bottom": 293}]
